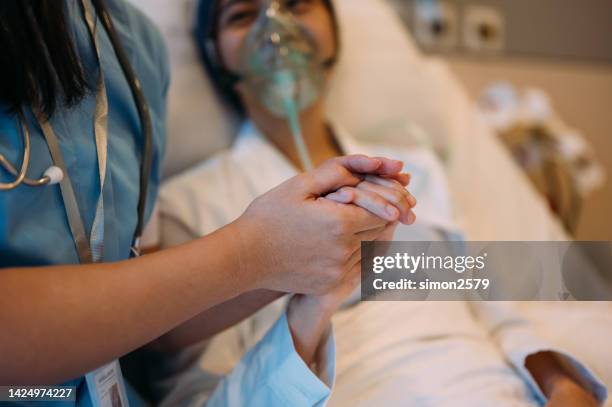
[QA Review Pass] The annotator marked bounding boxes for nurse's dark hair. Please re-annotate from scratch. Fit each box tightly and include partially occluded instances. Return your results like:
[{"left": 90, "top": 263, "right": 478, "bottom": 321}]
[
  {"left": 0, "top": 1, "right": 91, "bottom": 119},
  {"left": 195, "top": 0, "right": 340, "bottom": 116}
]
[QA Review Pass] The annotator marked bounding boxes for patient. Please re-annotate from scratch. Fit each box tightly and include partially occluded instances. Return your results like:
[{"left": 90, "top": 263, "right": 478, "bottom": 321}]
[{"left": 153, "top": 0, "right": 607, "bottom": 406}]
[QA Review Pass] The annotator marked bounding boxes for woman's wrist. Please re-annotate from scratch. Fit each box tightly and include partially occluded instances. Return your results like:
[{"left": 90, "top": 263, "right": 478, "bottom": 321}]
[
  {"left": 546, "top": 376, "right": 599, "bottom": 407},
  {"left": 286, "top": 294, "right": 333, "bottom": 367},
  {"left": 525, "top": 351, "right": 596, "bottom": 404},
  {"left": 172, "top": 221, "right": 261, "bottom": 307},
  {"left": 227, "top": 209, "right": 279, "bottom": 292},
  {"left": 222, "top": 217, "right": 269, "bottom": 292},
  {"left": 542, "top": 372, "right": 573, "bottom": 397},
  {"left": 297, "top": 292, "right": 342, "bottom": 319}
]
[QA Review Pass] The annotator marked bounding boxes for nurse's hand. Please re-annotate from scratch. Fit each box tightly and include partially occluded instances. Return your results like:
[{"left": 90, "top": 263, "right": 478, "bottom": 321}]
[{"left": 232, "top": 155, "right": 412, "bottom": 295}]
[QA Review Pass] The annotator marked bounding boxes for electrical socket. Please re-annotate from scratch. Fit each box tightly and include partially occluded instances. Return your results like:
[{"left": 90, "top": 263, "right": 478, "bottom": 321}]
[
  {"left": 413, "top": 0, "right": 459, "bottom": 51},
  {"left": 463, "top": 4, "right": 505, "bottom": 53}
]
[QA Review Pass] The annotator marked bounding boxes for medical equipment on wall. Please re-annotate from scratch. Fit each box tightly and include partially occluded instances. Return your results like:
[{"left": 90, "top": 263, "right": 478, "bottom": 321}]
[
  {"left": 0, "top": 0, "right": 153, "bottom": 256},
  {"left": 239, "top": 0, "right": 325, "bottom": 171},
  {"left": 479, "top": 83, "right": 606, "bottom": 234}
]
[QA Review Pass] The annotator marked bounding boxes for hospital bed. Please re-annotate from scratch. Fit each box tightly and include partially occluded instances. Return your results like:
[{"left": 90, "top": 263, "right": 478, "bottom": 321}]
[{"left": 130, "top": 0, "right": 612, "bottom": 405}]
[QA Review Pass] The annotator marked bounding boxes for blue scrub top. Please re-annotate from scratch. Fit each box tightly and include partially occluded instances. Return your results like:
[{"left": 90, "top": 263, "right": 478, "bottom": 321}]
[{"left": 0, "top": 0, "right": 169, "bottom": 405}]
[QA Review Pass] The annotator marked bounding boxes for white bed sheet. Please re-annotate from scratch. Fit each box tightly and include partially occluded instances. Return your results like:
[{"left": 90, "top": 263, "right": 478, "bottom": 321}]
[
  {"left": 432, "top": 58, "right": 612, "bottom": 405},
  {"left": 327, "top": 302, "right": 539, "bottom": 407},
  {"left": 326, "top": 66, "right": 612, "bottom": 404},
  {"left": 189, "top": 101, "right": 612, "bottom": 405}
]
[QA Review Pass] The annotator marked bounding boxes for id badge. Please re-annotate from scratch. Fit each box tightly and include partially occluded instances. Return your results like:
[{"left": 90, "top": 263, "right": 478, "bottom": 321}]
[{"left": 85, "top": 360, "right": 129, "bottom": 407}]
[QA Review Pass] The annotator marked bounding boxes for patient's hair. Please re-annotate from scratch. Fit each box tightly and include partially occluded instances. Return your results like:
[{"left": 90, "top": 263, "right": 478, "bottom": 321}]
[{"left": 194, "top": 0, "right": 340, "bottom": 115}]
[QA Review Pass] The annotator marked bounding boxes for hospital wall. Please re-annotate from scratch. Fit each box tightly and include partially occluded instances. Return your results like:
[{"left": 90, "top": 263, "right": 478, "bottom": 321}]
[
  {"left": 447, "top": 57, "right": 612, "bottom": 240},
  {"left": 390, "top": 0, "right": 612, "bottom": 239}
]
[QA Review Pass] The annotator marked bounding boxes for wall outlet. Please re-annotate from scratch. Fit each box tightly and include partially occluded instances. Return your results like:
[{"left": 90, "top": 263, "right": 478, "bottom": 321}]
[
  {"left": 413, "top": 0, "right": 458, "bottom": 51},
  {"left": 463, "top": 4, "right": 505, "bottom": 53}
]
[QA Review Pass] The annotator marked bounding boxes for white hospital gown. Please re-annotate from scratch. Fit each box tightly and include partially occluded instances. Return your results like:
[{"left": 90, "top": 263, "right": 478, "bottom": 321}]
[
  {"left": 157, "top": 121, "right": 607, "bottom": 406},
  {"left": 153, "top": 310, "right": 335, "bottom": 407}
]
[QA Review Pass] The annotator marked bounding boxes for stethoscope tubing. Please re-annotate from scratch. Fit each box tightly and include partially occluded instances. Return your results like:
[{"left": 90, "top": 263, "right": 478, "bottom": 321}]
[
  {"left": 93, "top": 0, "right": 153, "bottom": 244},
  {"left": 0, "top": 111, "right": 51, "bottom": 190}
]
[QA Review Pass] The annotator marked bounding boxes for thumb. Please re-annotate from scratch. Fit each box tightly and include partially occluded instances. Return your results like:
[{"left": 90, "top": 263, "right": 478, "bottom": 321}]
[
  {"left": 302, "top": 157, "right": 367, "bottom": 197},
  {"left": 325, "top": 187, "right": 356, "bottom": 203},
  {"left": 301, "top": 155, "right": 404, "bottom": 197},
  {"left": 335, "top": 155, "right": 384, "bottom": 173}
]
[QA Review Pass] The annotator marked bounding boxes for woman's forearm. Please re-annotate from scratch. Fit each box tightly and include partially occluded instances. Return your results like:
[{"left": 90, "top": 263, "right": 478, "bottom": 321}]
[
  {"left": 149, "top": 289, "right": 285, "bottom": 352},
  {"left": 286, "top": 295, "right": 335, "bottom": 367},
  {"left": 0, "top": 224, "right": 251, "bottom": 385},
  {"left": 0, "top": 155, "right": 414, "bottom": 385}
]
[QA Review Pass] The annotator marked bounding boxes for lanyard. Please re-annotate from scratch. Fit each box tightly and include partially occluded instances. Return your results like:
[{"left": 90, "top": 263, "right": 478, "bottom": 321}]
[{"left": 37, "top": 0, "right": 108, "bottom": 264}]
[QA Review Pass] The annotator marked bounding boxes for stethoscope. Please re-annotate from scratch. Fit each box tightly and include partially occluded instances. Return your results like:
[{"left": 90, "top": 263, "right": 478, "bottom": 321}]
[
  {"left": 0, "top": 0, "right": 153, "bottom": 255},
  {"left": 0, "top": 110, "right": 64, "bottom": 189}
]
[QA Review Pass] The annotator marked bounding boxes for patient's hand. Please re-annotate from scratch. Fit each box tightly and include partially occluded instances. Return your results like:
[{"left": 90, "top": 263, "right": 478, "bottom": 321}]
[
  {"left": 326, "top": 174, "right": 417, "bottom": 225},
  {"left": 546, "top": 377, "right": 599, "bottom": 407},
  {"left": 286, "top": 258, "right": 362, "bottom": 369},
  {"left": 526, "top": 352, "right": 600, "bottom": 407},
  {"left": 286, "top": 221, "right": 399, "bottom": 370},
  {"left": 235, "top": 155, "right": 414, "bottom": 296}
]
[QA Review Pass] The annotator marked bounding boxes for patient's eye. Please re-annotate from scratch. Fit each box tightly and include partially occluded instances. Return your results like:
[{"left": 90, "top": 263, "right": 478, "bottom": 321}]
[
  {"left": 219, "top": 0, "right": 315, "bottom": 29},
  {"left": 221, "top": 5, "right": 258, "bottom": 28},
  {"left": 285, "top": 0, "right": 315, "bottom": 14}
]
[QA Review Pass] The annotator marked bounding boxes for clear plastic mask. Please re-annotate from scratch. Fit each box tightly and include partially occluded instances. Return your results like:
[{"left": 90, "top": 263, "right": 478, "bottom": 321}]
[{"left": 238, "top": 0, "right": 324, "bottom": 118}]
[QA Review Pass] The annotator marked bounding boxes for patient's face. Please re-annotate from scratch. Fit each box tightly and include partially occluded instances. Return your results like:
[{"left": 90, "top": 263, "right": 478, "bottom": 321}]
[{"left": 216, "top": 0, "right": 337, "bottom": 98}]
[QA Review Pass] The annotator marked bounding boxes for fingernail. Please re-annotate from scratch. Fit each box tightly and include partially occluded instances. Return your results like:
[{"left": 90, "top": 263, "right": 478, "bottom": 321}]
[
  {"left": 386, "top": 205, "right": 399, "bottom": 218},
  {"left": 407, "top": 211, "right": 416, "bottom": 224}
]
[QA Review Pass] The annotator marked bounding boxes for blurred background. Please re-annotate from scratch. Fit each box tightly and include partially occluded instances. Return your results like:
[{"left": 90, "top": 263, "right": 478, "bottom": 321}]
[{"left": 388, "top": 0, "right": 612, "bottom": 240}]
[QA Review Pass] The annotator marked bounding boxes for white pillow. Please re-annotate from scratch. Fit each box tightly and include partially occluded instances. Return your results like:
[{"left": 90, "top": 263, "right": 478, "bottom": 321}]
[
  {"left": 327, "top": 0, "right": 460, "bottom": 156},
  {"left": 128, "top": 0, "right": 240, "bottom": 178}
]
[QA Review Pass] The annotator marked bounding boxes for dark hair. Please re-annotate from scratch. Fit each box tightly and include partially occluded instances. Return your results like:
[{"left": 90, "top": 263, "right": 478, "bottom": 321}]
[
  {"left": 194, "top": 0, "right": 340, "bottom": 115},
  {"left": 0, "top": 1, "right": 90, "bottom": 119}
]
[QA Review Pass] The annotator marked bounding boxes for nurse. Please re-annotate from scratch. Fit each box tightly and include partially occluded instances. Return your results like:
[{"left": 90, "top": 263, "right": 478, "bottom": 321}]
[{"left": 0, "top": 0, "right": 416, "bottom": 406}]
